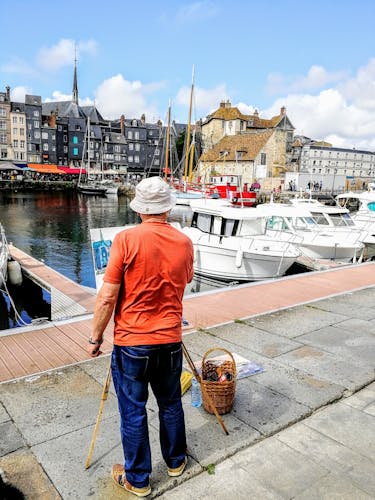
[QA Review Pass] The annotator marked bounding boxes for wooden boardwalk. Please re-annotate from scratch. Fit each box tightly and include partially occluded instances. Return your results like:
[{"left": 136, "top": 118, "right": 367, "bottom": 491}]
[{"left": 1, "top": 247, "right": 374, "bottom": 383}]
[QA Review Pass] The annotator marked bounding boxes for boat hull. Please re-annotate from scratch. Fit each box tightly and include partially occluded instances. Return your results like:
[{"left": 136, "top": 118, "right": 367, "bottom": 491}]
[
  {"left": 184, "top": 229, "right": 299, "bottom": 281},
  {"left": 77, "top": 185, "right": 107, "bottom": 196}
]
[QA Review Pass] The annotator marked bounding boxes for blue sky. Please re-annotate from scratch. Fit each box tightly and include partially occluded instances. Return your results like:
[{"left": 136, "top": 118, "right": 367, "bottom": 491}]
[{"left": 1, "top": 0, "right": 375, "bottom": 149}]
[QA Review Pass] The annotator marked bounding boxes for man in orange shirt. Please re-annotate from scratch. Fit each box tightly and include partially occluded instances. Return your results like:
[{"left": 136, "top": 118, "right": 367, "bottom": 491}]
[{"left": 87, "top": 177, "right": 194, "bottom": 497}]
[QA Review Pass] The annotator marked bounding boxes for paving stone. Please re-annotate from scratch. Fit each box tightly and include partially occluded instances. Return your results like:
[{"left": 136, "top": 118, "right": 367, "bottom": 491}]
[
  {"left": 0, "top": 421, "right": 25, "bottom": 456},
  {"left": 229, "top": 436, "right": 328, "bottom": 498},
  {"left": 253, "top": 360, "right": 344, "bottom": 409},
  {"left": 171, "top": 395, "right": 260, "bottom": 465},
  {"left": 0, "top": 449, "right": 60, "bottom": 499},
  {"left": 342, "top": 382, "right": 375, "bottom": 410},
  {"left": 312, "top": 294, "right": 375, "bottom": 320},
  {"left": 293, "top": 472, "right": 374, "bottom": 500},
  {"left": 160, "top": 457, "right": 281, "bottom": 499},
  {"left": 276, "top": 345, "right": 374, "bottom": 391},
  {"left": 276, "top": 422, "right": 375, "bottom": 497},
  {"left": 0, "top": 365, "right": 119, "bottom": 445},
  {"left": 296, "top": 325, "right": 375, "bottom": 366},
  {"left": 332, "top": 287, "right": 375, "bottom": 308},
  {"left": 209, "top": 322, "right": 303, "bottom": 357},
  {"left": 231, "top": 378, "right": 310, "bottom": 435},
  {"left": 331, "top": 317, "right": 375, "bottom": 336},
  {"left": 245, "top": 306, "right": 347, "bottom": 338},
  {"left": 364, "top": 402, "right": 375, "bottom": 416},
  {"left": 32, "top": 414, "right": 201, "bottom": 500},
  {"left": 0, "top": 402, "right": 10, "bottom": 424},
  {"left": 305, "top": 403, "right": 375, "bottom": 461}
]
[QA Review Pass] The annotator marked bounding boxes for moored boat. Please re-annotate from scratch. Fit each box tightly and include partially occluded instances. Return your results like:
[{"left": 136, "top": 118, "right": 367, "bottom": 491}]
[
  {"left": 255, "top": 202, "right": 365, "bottom": 265},
  {"left": 181, "top": 199, "right": 300, "bottom": 282}
]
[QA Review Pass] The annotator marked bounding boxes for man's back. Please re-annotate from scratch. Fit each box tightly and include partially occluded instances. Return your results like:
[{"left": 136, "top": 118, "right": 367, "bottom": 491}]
[{"left": 104, "top": 220, "right": 194, "bottom": 344}]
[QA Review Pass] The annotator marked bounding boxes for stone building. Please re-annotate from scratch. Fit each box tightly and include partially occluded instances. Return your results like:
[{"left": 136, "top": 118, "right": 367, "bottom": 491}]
[{"left": 10, "top": 102, "right": 27, "bottom": 162}]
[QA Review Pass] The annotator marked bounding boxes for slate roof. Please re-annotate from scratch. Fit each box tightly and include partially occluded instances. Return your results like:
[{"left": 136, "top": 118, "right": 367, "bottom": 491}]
[
  {"left": 42, "top": 101, "right": 84, "bottom": 119},
  {"left": 81, "top": 106, "right": 106, "bottom": 124},
  {"left": 201, "top": 130, "right": 273, "bottom": 163}
]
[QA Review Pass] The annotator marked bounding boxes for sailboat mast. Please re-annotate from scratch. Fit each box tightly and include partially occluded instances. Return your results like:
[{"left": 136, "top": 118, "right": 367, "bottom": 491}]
[
  {"left": 183, "top": 65, "right": 194, "bottom": 182},
  {"left": 164, "top": 100, "right": 171, "bottom": 181}
]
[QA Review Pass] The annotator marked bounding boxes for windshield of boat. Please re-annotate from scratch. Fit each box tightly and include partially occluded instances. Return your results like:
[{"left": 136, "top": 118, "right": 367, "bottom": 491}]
[
  {"left": 310, "top": 212, "right": 329, "bottom": 225},
  {"left": 288, "top": 216, "right": 316, "bottom": 229},
  {"left": 238, "top": 218, "right": 266, "bottom": 236},
  {"left": 330, "top": 213, "right": 355, "bottom": 226},
  {"left": 265, "top": 216, "right": 289, "bottom": 231}
]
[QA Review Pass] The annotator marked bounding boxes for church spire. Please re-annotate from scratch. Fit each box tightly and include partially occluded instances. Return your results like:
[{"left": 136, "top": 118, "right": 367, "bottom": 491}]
[{"left": 72, "top": 44, "right": 79, "bottom": 105}]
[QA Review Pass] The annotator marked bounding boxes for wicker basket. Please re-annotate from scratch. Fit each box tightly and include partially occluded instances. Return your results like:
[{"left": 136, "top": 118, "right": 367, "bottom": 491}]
[{"left": 201, "top": 347, "right": 236, "bottom": 415}]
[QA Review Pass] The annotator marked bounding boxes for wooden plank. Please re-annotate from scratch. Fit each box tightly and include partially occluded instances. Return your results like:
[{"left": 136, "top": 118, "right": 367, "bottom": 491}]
[
  {"left": 0, "top": 340, "right": 28, "bottom": 379},
  {"left": 11, "top": 335, "right": 54, "bottom": 372}
]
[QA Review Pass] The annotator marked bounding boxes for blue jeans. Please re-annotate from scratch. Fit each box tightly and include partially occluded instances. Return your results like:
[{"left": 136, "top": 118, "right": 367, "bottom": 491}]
[{"left": 111, "top": 342, "right": 186, "bottom": 488}]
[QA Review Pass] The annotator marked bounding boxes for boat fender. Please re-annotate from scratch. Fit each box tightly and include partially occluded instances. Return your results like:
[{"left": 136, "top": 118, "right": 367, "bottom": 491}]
[
  {"left": 235, "top": 249, "right": 243, "bottom": 268},
  {"left": 7, "top": 260, "right": 23, "bottom": 286}
]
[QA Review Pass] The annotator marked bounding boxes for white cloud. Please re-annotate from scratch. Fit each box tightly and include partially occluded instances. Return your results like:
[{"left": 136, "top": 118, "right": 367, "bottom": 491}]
[
  {"left": 10, "top": 86, "right": 32, "bottom": 102},
  {"left": 93, "top": 74, "right": 162, "bottom": 120},
  {"left": 266, "top": 65, "right": 347, "bottom": 95},
  {"left": 338, "top": 58, "right": 375, "bottom": 110},
  {"left": 261, "top": 60, "right": 375, "bottom": 150},
  {"left": 37, "top": 38, "right": 97, "bottom": 71}
]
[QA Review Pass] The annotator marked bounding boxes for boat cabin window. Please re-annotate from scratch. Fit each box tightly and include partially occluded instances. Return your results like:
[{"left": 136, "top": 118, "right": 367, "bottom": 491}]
[
  {"left": 329, "top": 213, "right": 354, "bottom": 226},
  {"left": 265, "top": 216, "right": 288, "bottom": 231},
  {"left": 192, "top": 213, "right": 212, "bottom": 233},
  {"left": 223, "top": 218, "right": 238, "bottom": 236},
  {"left": 310, "top": 212, "right": 329, "bottom": 225},
  {"left": 341, "top": 213, "right": 354, "bottom": 225},
  {"left": 239, "top": 218, "right": 266, "bottom": 235},
  {"left": 294, "top": 217, "right": 315, "bottom": 228},
  {"left": 192, "top": 213, "right": 239, "bottom": 236}
]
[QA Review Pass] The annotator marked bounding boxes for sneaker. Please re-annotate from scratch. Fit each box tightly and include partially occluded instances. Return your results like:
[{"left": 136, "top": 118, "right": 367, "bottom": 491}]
[
  {"left": 167, "top": 457, "right": 187, "bottom": 477},
  {"left": 111, "top": 464, "right": 151, "bottom": 497}
]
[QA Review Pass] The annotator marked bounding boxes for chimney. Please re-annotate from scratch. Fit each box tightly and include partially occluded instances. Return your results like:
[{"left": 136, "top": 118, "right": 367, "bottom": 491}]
[
  {"left": 48, "top": 111, "right": 56, "bottom": 128},
  {"left": 220, "top": 100, "right": 226, "bottom": 108},
  {"left": 225, "top": 99, "right": 231, "bottom": 108},
  {"left": 280, "top": 106, "right": 286, "bottom": 116},
  {"left": 253, "top": 109, "right": 259, "bottom": 118},
  {"left": 120, "top": 114, "right": 125, "bottom": 135},
  {"left": 5, "top": 86, "right": 10, "bottom": 101}
]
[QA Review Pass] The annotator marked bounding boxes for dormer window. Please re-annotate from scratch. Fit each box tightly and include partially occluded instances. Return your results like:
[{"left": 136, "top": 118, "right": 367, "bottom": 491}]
[{"left": 132, "top": 119, "right": 137, "bottom": 127}]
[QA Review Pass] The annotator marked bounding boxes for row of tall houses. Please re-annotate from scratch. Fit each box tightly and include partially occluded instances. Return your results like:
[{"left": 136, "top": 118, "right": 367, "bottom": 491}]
[
  {"left": 196, "top": 99, "right": 375, "bottom": 188},
  {"left": 0, "top": 78, "right": 186, "bottom": 177}
]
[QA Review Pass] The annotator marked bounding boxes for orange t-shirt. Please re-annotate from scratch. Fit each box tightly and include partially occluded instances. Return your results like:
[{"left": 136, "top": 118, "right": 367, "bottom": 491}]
[{"left": 103, "top": 221, "right": 194, "bottom": 346}]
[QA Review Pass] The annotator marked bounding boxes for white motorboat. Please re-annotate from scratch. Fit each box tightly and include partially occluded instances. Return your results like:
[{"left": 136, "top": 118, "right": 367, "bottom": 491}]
[
  {"left": 182, "top": 199, "right": 300, "bottom": 282},
  {"left": 255, "top": 202, "right": 365, "bottom": 264},
  {"left": 290, "top": 197, "right": 375, "bottom": 259},
  {"left": 0, "top": 223, "right": 10, "bottom": 287}
]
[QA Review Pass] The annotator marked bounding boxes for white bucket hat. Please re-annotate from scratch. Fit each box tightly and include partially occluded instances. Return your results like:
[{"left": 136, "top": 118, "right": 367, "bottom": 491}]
[{"left": 129, "top": 177, "right": 176, "bottom": 214}]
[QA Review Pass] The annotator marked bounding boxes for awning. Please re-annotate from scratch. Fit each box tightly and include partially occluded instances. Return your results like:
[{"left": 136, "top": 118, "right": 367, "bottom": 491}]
[
  {"left": 0, "top": 162, "right": 24, "bottom": 171},
  {"left": 28, "top": 163, "right": 65, "bottom": 174},
  {"left": 57, "top": 166, "right": 86, "bottom": 175}
]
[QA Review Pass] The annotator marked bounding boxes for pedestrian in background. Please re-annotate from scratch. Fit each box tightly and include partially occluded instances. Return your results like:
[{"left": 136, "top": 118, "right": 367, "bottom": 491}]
[{"left": 87, "top": 176, "right": 194, "bottom": 497}]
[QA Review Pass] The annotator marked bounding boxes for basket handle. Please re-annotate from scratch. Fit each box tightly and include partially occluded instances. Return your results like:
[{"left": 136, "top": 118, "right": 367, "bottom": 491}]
[{"left": 202, "top": 347, "right": 237, "bottom": 379}]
